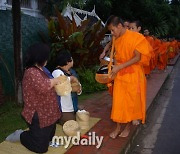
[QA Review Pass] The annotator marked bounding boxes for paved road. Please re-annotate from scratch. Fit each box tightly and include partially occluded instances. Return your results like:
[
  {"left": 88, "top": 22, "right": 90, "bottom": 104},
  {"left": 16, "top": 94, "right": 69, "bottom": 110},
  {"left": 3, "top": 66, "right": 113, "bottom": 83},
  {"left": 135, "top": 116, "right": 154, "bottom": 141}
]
[
  {"left": 153, "top": 59, "right": 180, "bottom": 154},
  {"left": 129, "top": 59, "right": 180, "bottom": 154}
]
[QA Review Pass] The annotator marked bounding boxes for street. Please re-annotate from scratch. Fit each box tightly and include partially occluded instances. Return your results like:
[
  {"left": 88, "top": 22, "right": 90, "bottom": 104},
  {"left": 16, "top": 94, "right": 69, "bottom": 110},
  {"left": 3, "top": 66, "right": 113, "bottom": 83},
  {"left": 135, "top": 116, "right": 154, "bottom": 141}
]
[{"left": 129, "top": 59, "right": 180, "bottom": 154}]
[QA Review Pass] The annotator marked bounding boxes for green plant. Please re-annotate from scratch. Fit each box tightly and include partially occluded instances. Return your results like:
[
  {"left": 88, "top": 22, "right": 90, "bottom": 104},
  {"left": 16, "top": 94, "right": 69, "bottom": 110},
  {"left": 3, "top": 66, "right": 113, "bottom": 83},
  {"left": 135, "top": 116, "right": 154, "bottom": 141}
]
[{"left": 47, "top": 7, "right": 107, "bottom": 68}]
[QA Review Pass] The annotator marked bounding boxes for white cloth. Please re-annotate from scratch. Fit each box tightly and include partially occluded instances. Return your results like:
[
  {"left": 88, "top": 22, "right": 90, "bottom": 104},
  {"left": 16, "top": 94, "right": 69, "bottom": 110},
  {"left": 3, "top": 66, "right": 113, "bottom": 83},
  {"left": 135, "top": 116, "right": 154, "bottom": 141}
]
[
  {"left": 52, "top": 69, "right": 74, "bottom": 112},
  {"left": 6, "top": 129, "right": 23, "bottom": 142}
]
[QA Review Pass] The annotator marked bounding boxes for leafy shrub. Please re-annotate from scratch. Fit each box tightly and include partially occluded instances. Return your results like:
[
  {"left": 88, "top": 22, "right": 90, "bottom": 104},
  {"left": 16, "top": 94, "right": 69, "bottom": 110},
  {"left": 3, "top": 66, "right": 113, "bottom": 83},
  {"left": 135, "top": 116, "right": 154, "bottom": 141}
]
[{"left": 47, "top": 7, "right": 107, "bottom": 68}]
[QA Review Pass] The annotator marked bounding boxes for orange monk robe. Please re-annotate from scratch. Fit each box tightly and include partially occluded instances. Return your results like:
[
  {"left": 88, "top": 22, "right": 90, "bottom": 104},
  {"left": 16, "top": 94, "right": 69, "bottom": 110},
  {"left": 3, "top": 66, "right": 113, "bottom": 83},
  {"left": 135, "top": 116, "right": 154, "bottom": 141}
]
[
  {"left": 171, "top": 40, "right": 178, "bottom": 56},
  {"left": 174, "top": 40, "right": 179, "bottom": 55},
  {"left": 144, "top": 36, "right": 154, "bottom": 74},
  {"left": 165, "top": 41, "right": 170, "bottom": 65},
  {"left": 166, "top": 41, "right": 170, "bottom": 63},
  {"left": 157, "top": 42, "right": 168, "bottom": 70},
  {"left": 168, "top": 41, "right": 175, "bottom": 59},
  {"left": 165, "top": 41, "right": 170, "bottom": 61},
  {"left": 149, "top": 48, "right": 155, "bottom": 71},
  {"left": 144, "top": 36, "right": 156, "bottom": 71},
  {"left": 111, "top": 30, "right": 150, "bottom": 124},
  {"left": 145, "top": 36, "right": 154, "bottom": 46},
  {"left": 152, "top": 38, "right": 161, "bottom": 69},
  {"left": 143, "top": 43, "right": 153, "bottom": 75},
  {"left": 107, "top": 82, "right": 113, "bottom": 96}
]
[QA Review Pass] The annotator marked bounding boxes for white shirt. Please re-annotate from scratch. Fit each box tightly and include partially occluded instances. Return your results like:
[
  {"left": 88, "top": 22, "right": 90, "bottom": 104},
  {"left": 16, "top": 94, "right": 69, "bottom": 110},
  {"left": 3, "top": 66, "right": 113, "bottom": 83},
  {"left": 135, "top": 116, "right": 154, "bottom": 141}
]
[{"left": 52, "top": 69, "right": 74, "bottom": 112}]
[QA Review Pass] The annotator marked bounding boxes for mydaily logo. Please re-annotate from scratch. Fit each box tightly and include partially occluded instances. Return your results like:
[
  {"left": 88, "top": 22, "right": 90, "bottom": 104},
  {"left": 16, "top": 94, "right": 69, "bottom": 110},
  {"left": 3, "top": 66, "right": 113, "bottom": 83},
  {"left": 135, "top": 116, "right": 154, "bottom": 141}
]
[{"left": 52, "top": 132, "right": 103, "bottom": 149}]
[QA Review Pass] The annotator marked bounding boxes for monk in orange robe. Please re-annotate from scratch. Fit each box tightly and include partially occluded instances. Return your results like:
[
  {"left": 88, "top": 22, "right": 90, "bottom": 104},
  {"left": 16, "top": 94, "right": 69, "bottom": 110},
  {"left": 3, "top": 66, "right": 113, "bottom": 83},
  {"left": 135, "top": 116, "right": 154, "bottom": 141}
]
[
  {"left": 144, "top": 30, "right": 156, "bottom": 73},
  {"left": 174, "top": 40, "right": 179, "bottom": 55},
  {"left": 106, "top": 16, "right": 150, "bottom": 138},
  {"left": 168, "top": 40, "right": 175, "bottom": 59},
  {"left": 157, "top": 40, "right": 168, "bottom": 70},
  {"left": 168, "top": 38, "right": 179, "bottom": 59},
  {"left": 129, "top": 22, "right": 152, "bottom": 76},
  {"left": 152, "top": 37, "right": 161, "bottom": 69},
  {"left": 99, "top": 20, "right": 130, "bottom": 96}
]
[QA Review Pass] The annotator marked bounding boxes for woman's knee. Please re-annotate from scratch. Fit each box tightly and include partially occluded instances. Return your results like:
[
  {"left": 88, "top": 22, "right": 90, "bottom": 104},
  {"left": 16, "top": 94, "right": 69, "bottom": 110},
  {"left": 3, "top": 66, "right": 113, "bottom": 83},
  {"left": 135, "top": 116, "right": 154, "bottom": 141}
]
[{"left": 20, "top": 131, "right": 49, "bottom": 153}]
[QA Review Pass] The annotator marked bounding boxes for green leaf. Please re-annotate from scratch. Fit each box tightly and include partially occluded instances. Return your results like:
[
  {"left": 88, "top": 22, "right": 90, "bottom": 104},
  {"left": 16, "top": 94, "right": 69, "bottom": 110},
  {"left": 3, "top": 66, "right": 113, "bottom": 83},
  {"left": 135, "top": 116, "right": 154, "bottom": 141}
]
[
  {"left": 75, "top": 48, "right": 89, "bottom": 54},
  {"left": 69, "top": 32, "right": 84, "bottom": 47}
]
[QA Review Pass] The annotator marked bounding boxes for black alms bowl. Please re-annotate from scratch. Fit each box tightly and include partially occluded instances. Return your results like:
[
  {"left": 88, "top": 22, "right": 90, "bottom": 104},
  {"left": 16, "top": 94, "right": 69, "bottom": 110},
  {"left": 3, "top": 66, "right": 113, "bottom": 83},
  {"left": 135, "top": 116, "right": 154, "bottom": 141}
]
[{"left": 96, "top": 65, "right": 109, "bottom": 74}]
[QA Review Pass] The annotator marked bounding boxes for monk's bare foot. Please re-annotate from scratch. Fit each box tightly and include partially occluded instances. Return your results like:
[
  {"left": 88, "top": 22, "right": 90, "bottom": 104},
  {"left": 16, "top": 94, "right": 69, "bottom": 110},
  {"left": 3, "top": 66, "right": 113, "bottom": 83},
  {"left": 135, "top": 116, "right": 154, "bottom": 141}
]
[
  {"left": 132, "top": 120, "right": 140, "bottom": 126},
  {"left": 109, "top": 130, "right": 120, "bottom": 139},
  {"left": 146, "top": 74, "right": 150, "bottom": 78},
  {"left": 119, "top": 129, "right": 130, "bottom": 137},
  {"left": 109, "top": 128, "right": 121, "bottom": 139},
  {"left": 119, "top": 124, "right": 131, "bottom": 138}
]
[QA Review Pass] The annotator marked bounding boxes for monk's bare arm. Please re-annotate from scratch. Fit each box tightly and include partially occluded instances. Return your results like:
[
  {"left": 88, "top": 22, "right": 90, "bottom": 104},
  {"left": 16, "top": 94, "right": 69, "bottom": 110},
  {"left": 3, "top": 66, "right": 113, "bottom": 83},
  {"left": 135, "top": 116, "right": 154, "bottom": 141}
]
[
  {"left": 99, "top": 41, "right": 112, "bottom": 59},
  {"left": 104, "top": 41, "right": 112, "bottom": 52},
  {"left": 110, "top": 50, "right": 141, "bottom": 77}
]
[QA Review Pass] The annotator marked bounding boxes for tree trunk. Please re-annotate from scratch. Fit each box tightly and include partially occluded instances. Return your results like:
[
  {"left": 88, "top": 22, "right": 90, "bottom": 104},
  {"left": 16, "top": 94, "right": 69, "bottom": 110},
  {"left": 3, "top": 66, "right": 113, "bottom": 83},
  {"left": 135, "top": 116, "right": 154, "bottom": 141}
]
[{"left": 12, "top": 0, "right": 23, "bottom": 104}]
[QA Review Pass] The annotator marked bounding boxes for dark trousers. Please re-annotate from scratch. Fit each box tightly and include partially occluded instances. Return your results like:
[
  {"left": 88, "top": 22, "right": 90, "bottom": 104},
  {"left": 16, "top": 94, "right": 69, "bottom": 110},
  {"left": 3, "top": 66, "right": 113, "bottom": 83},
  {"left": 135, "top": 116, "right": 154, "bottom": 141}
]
[
  {"left": 59, "top": 112, "right": 76, "bottom": 125},
  {"left": 20, "top": 112, "right": 56, "bottom": 153}
]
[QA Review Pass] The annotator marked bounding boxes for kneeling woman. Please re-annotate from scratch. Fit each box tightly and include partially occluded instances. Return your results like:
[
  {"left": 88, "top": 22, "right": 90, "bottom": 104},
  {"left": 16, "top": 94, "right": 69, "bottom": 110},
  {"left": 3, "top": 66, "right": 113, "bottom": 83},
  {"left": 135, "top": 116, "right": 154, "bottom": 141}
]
[{"left": 20, "top": 43, "right": 61, "bottom": 153}]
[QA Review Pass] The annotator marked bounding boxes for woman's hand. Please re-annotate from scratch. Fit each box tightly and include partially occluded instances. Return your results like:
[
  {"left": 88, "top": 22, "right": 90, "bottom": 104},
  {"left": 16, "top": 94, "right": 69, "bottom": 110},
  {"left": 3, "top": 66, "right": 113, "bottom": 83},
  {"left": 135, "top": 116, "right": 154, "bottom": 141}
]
[
  {"left": 70, "top": 76, "right": 78, "bottom": 83},
  {"left": 50, "top": 77, "right": 61, "bottom": 88}
]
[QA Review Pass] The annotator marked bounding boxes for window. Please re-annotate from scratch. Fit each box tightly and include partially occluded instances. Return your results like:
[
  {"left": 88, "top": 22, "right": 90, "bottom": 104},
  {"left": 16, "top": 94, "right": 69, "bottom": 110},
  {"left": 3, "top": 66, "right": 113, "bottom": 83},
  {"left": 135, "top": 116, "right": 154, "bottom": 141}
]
[{"left": 7, "top": 0, "right": 31, "bottom": 9}]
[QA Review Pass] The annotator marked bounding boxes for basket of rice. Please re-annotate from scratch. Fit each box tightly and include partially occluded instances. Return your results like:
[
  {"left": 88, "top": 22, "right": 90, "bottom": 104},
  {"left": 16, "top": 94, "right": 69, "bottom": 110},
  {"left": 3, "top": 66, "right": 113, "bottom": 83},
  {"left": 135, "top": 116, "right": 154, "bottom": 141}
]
[
  {"left": 76, "top": 110, "right": 90, "bottom": 130},
  {"left": 54, "top": 75, "right": 72, "bottom": 96},
  {"left": 71, "top": 81, "right": 81, "bottom": 93},
  {"left": 63, "top": 120, "right": 80, "bottom": 136}
]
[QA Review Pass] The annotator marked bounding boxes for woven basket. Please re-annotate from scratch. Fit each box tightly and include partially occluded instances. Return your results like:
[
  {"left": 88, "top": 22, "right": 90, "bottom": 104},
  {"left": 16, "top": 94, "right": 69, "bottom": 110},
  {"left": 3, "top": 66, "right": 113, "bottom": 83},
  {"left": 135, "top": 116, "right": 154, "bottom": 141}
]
[
  {"left": 76, "top": 111, "right": 90, "bottom": 130},
  {"left": 71, "top": 81, "right": 81, "bottom": 92},
  {"left": 54, "top": 75, "right": 72, "bottom": 96},
  {"left": 63, "top": 120, "right": 80, "bottom": 136}
]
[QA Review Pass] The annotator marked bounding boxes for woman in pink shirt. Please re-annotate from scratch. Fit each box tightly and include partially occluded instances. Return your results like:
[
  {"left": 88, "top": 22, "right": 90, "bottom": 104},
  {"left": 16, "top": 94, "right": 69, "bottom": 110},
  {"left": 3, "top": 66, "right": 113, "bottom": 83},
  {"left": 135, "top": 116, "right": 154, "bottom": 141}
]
[{"left": 20, "top": 43, "right": 61, "bottom": 153}]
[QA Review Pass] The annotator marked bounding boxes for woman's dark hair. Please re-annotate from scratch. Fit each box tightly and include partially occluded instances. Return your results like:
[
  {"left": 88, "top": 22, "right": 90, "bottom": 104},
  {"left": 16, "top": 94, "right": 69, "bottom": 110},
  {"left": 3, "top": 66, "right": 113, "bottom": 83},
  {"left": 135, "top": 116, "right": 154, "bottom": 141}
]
[
  {"left": 106, "top": 15, "right": 124, "bottom": 27},
  {"left": 56, "top": 50, "right": 72, "bottom": 67},
  {"left": 25, "top": 43, "right": 50, "bottom": 68}
]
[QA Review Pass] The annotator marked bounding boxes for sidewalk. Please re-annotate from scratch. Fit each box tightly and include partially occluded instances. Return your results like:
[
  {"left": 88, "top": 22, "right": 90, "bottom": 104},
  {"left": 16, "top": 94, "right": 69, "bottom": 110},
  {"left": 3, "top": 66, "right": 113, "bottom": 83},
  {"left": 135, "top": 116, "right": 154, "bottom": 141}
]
[
  {"left": 66, "top": 57, "right": 179, "bottom": 154},
  {"left": 168, "top": 53, "right": 180, "bottom": 66}
]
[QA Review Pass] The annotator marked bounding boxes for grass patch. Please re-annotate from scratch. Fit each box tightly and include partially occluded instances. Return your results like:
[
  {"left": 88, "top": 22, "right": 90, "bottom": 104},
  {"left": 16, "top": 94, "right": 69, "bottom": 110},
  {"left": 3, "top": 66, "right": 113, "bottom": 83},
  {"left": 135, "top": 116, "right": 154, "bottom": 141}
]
[{"left": 0, "top": 102, "right": 26, "bottom": 143}]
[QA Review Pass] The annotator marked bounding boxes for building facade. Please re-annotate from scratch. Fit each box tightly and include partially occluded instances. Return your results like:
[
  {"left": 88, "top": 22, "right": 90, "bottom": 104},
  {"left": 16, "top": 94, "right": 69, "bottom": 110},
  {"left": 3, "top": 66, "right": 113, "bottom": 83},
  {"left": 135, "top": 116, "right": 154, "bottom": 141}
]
[{"left": 0, "top": 0, "right": 43, "bottom": 18}]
